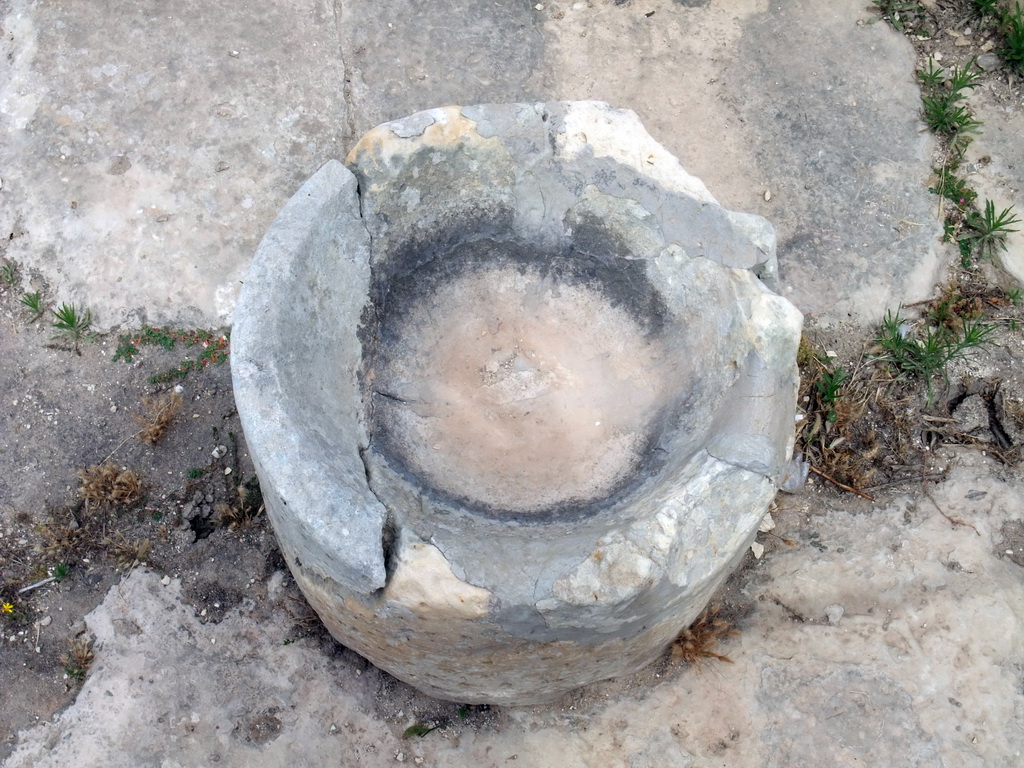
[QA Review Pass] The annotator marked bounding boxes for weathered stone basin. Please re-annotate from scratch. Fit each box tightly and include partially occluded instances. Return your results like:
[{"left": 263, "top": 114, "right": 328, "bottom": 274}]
[{"left": 231, "top": 102, "right": 802, "bottom": 704}]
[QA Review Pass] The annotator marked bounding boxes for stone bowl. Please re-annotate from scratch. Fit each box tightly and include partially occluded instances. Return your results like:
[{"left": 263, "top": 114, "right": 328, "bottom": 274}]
[{"left": 231, "top": 102, "right": 802, "bottom": 705}]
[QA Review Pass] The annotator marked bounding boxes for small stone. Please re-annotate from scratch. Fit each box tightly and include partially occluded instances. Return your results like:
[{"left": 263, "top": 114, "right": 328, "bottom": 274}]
[
  {"left": 750, "top": 541, "right": 765, "bottom": 559},
  {"left": 110, "top": 405, "right": 117, "bottom": 413},
  {"left": 395, "top": 753, "right": 405, "bottom": 763},
  {"left": 211, "top": 445, "right": 227, "bottom": 459},
  {"left": 161, "top": 575, "right": 171, "bottom": 586},
  {"left": 977, "top": 53, "right": 1001, "bottom": 71},
  {"left": 39, "top": 616, "right": 52, "bottom": 627},
  {"left": 205, "top": 493, "right": 215, "bottom": 503},
  {"left": 763, "top": 189, "right": 771, "bottom": 202},
  {"left": 224, "top": 467, "right": 232, "bottom": 475},
  {"left": 825, "top": 604, "right": 844, "bottom": 624},
  {"left": 952, "top": 395, "right": 987, "bottom": 434},
  {"left": 216, "top": 161, "right": 230, "bottom": 172}
]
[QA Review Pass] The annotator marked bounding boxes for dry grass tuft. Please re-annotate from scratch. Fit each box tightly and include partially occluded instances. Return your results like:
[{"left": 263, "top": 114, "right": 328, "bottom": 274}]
[
  {"left": 671, "top": 604, "right": 738, "bottom": 666},
  {"left": 214, "top": 479, "right": 265, "bottom": 531},
  {"left": 61, "top": 635, "right": 95, "bottom": 682},
  {"left": 102, "top": 533, "right": 151, "bottom": 570},
  {"left": 78, "top": 464, "right": 143, "bottom": 507},
  {"left": 134, "top": 391, "right": 182, "bottom": 444},
  {"left": 37, "top": 519, "right": 85, "bottom": 563}
]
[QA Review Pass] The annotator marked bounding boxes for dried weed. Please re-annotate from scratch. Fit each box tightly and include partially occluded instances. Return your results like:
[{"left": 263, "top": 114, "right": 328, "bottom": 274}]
[
  {"left": 78, "top": 464, "right": 143, "bottom": 507},
  {"left": 671, "top": 604, "right": 738, "bottom": 666},
  {"left": 214, "top": 478, "right": 265, "bottom": 530},
  {"left": 134, "top": 391, "right": 182, "bottom": 445},
  {"left": 37, "top": 520, "right": 85, "bottom": 564},
  {"left": 101, "top": 533, "right": 151, "bottom": 571},
  {"left": 61, "top": 635, "right": 95, "bottom": 682}
]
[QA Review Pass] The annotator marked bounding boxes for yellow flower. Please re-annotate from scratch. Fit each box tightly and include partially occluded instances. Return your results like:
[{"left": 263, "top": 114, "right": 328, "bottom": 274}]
[{"left": 0, "top": 602, "right": 14, "bottom": 614}]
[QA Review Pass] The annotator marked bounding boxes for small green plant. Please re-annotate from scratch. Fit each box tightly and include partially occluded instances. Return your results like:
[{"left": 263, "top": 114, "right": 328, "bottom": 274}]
[
  {"left": 402, "top": 723, "right": 441, "bottom": 739},
  {"left": 114, "top": 325, "right": 230, "bottom": 383},
  {"left": 20, "top": 291, "right": 45, "bottom": 319},
  {"left": 51, "top": 302, "right": 94, "bottom": 353},
  {"left": 974, "top": 0, "right": 1002, "bottom": 16},
  {"left": 816, "top": 367, "right": 850, "bottom": 421},
  {"left": 1009, "top": 288, "right": 1023, "bottom": 306},
  {"left": 51, "top": 563, "right": 71, "bottom": 581},
  {"left": 964, "top": 200, "right": 1021, "bottom": 260},
  {"left": 919, "top": 58, "right": 982, "bottom": 149},
  {"left": 0, "top": 261, "right": 17, "bottom": 286},
  {"left": 873, "top": 0, "right": 927, "bottom": 34},
  {"left": 929, "top": 167, "right": 977, "bottom": 209},
  {"left": 187, "top": 467, "right": 206, "bottom": 479},
  {"left": 1002, "top": 2, "right": 1024, "bottom": 73},
  {"left": 916, "top": 58, "right": 944, "bottom": 88},
  {"left": 875, "top": 310, "right": 997, "bottom": 403}
]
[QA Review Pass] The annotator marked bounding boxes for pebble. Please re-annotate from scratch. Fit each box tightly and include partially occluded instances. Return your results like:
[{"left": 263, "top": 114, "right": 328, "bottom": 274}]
[
  {"left": 39, "top": 616, "right": 52, "bottom": 627},
  {"left": 825, "top": 604, "right": 845, "bottom": 625},
  {"left": 763, "top": 189, "right": 771, "bottom": 202},
  {"left": 161, "top": 575, "right": 171, "bottom": 586},
  {"left": 211, "top": 445, "right": 227, "bottom": 459},
  {"left": 977, "top": 53, "right": 1001, "bottom": 71}
]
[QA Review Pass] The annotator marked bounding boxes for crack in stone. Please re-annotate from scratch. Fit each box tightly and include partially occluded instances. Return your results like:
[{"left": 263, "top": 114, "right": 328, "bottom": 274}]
[
  {"left": 358, "top": 441, "right": 398, "bottom": 592},
  {"left": 332, "top": 0, "right": 358, "bottom": 150}
]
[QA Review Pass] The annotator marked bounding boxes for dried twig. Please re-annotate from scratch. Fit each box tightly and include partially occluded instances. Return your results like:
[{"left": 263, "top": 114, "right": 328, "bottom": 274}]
[
  {"left": 17, "top": 576, "right": 57, "bottom": 594},
  {"left": 923, "top": 487, "right": 980, "bottom": 536},
  {"left": 862, "top": 472, "right": 946, "bottom": 492},
  {"left": 809, "top": 465, "right": 875, "bottom": 501}
]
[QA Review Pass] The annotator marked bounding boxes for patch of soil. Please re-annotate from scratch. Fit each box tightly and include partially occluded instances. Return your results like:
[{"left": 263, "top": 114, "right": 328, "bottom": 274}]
[
  {"left": 0, "top": 285, "right": 278, "bottom": 758},
  {"left": 796, "top": 271, "right": 1024, "bottom": 499}
]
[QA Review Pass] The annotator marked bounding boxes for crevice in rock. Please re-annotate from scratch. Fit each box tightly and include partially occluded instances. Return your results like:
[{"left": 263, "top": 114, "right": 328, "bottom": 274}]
[
  {"left": 984, "top": 383, "right": 1014, "bottom": 451},
  {"left": 332, "top": 0, "right": 359, "bottom": 150},
  {"left": 358, "top": 440, "right": 399, "bottom": 593}
]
